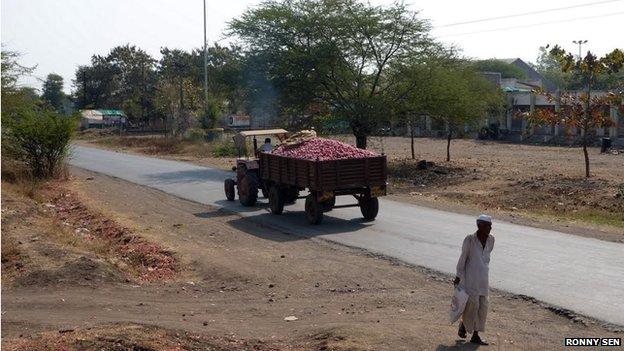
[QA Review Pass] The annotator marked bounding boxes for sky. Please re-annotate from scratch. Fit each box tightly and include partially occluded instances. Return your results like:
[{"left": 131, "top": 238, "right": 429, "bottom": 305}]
[{"left": 2, "top": 0, "right": 623, "bottom": 93}]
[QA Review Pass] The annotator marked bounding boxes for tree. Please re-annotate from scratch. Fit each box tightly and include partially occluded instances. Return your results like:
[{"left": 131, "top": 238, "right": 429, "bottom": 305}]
[
  {"left": 156, "top": 48, "right": 204, "bottom": 136},
  {"left": 2, "top": 48, "right": 76, "bottom": 178},
  {"left": 471, "top": 59, "right": 525, "bottom": 79},
  {"left": 400, "top": 55, "right": 503, "bottom": 161},
  {"left": 1, "top": 48, "right": 37, "bottom": 117},
  {"left": 526, "top": 46, "right": 624, "bottom": 178},
  {"left": 72, "top": 45, "right": 157, "bottom": 124},
  {"left": 42, "top": 73, "right": 65, "bottom": 112},
  {"left": 229, "top": 0, "right": 434, "bottom": 149},
  {"left": 532, "top": 46, "right": 569, "bottom": 90},
  {"left": 532, "top": 46, "right": 624, "bottom": 91}
]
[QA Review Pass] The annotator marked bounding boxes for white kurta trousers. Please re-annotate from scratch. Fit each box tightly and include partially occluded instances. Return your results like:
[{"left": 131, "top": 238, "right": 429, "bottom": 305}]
[{"left": 462, "top": 295, "right": 489, "bottom": 333}]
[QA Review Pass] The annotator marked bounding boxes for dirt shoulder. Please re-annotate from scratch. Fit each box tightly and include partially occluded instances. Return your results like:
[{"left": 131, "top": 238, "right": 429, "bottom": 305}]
[
  {"left": 77, "top": 134, "right": 624, "bottom": 242},
  {"left": 2, "top": 167, "right": 621, "bottom": 350}
]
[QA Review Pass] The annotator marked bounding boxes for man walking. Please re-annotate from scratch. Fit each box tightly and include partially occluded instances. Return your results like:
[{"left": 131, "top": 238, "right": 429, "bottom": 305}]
[{"left": 454, "top": 214, "right": 495, "bottom": 345}]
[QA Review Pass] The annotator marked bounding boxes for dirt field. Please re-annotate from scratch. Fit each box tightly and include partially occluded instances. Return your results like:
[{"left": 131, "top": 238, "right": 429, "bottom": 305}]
[
  {"left": 79, "top": 134, "right": 624, "bottom": 242},
  {"left": 2, "top": 168, "right": 621, "bottom": 350}
]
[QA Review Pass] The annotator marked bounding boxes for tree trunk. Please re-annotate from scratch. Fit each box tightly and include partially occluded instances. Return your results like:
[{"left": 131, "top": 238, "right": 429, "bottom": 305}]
[
  {"left": 355, "top": 134, "right": 367, "bottom": 149},
  {"left": 582, "top": 139, "right": 590, "bottom": 178},
  {"left": 583, "top": 77, "right": 592, "bottom": 178},
  {"left": 410, "top": 120, "right": 415, "bottom": 159},
  {"left": 446, "top": 130, "right": 452, "bottom": 162}
]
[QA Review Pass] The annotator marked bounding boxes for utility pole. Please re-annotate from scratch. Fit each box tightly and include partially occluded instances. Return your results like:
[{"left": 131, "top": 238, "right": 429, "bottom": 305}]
[
  {"left": 203, "top": 0, "right": 208, "bottom": 109},
  {"left": 573, "top": 39, "right": 588, "bottom": 60}
]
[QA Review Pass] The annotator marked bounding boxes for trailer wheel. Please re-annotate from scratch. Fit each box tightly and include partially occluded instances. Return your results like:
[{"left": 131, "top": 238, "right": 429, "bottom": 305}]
[
  {"left": 305, "top": 194, "right": 323, "bottom": 225},
  {"left": 224, "top": 178, "right": 236, "bottom": 201},
  {"left": 238, "top": 173, "right": 258, "bottom": 207},
  {"left": 322, "top": 196, "right": 336, "bottom": 212},
  {"left": 284, "top": 188, "right": 299, "bottom": 204},
  {"left": 269, "top": 186, "right": 284, "bottom": 214},
  {"left": 359, "top": 197, "right": 379, "bottom": 221}
]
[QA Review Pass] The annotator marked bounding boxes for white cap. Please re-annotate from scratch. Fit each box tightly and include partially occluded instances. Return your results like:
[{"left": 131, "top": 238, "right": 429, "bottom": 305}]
[{"left": 477, "top": 214, "right": 492, "bottom": 223}]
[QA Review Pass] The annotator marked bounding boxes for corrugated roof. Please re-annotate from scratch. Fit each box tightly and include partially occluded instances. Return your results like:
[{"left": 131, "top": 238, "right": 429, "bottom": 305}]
[{"left": 97, "top": 109, "right": 125, "bottom": 117}]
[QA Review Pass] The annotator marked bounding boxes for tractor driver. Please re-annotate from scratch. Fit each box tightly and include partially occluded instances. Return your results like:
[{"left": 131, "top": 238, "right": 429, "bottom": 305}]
[{"left": 258, "top": 137, "right": 273, "bottom": 153}]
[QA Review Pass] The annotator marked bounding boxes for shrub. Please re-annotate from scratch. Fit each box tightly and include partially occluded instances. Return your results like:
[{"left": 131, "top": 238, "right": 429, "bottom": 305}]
[
  {"left": 184, "top": 127, "right": 207, "bottom": 141},
  {"left": 2, "top": 109, "right": 76, "bottom": 178},
  {"left": 212, "top": 142, "right": 237, "bottom": 157}
]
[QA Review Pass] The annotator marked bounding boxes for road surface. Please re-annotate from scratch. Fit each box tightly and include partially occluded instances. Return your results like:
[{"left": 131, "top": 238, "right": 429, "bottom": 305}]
[{"left": 69, "top": 145, "right": 624, "bottom": 326}]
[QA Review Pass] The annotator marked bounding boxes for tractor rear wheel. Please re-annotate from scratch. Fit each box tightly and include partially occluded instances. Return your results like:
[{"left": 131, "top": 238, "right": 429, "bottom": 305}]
[{"left": 238, "top": 173, "right": 258, "bottom": 207}]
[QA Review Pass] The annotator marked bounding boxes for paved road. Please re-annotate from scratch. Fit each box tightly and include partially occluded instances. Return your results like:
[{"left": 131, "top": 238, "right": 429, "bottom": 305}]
[{"left": 69, "top": 145, "right": 624, "bottom": 326}]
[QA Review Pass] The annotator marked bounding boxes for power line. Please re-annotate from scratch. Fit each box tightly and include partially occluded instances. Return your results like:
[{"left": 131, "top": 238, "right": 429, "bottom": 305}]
[
  {"left": 437, "top": 11, "right": 624, "bottom": 38},
  {"left": 437, "top": 0, "right": 622, "bottom": 27}
]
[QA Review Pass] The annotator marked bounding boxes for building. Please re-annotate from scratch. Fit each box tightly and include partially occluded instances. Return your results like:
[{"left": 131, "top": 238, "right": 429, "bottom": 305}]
[
  {"left": 485, "top": 58, "right": 623, "bottom": 144},
  {"left": 80, "top": 109, "right": 126, "bottom": 129},
  {"left": 499, "top": 58, "right": 557, "bottom": 92},
  {"left": 407, "top": 58, "right": 623, "bottom": 144}
]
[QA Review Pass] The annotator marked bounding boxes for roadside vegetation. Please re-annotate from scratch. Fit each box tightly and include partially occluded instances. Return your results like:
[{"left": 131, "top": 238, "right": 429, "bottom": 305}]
[{"left": 1, "top": 50, "right": 179, "bottom": 288}]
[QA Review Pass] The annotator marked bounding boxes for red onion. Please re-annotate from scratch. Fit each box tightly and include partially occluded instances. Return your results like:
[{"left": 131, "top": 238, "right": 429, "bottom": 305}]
[{"left": 271, "top": 137, "right": 379, "bottom": 161}]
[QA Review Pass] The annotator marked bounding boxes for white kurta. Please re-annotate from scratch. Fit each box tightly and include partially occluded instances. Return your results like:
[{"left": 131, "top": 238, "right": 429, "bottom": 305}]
[
  {"left": 456, "top": 233, "right": 495, "bottom": 296},
  {"left": 259, "top": 143, "right": 272, "bottom": 152}
]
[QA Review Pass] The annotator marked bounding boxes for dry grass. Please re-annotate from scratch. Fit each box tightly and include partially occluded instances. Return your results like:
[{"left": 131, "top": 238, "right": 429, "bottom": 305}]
[
  {"left": 1, "top": 179, "right": 181, "bottom": 286},
  {"left": 44, "top": 182, "right": 180, "bottom": 281},
  {"left": 3, "top": 323, "right": 295, "bottom": 351}
]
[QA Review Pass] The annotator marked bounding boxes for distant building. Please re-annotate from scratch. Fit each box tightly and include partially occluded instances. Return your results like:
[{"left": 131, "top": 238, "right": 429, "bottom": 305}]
[
  {"left": 80, "top": 109, "right": 126, "bottom": 129},
  {"left": 499, "top": 58, "right": 557, "bottom": 92}
]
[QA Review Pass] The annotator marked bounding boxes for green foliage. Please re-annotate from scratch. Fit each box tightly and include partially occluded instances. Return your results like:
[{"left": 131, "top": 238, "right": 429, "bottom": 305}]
[
  {"left": 312, "top": 114, "right": 350, "bottom": 134},
  {"left": 397, "top": 54, "right": 504, "bottom": 160},
  {"left": 3, "top": 109, "right": 77, "bottom": 178},
  {"left": 540, "top": 45, "right": 624, "bottom": 90},
  {"left": 471, "top": 59, "right": 525, "bottom": 79},
  {"left": 73, "top": 44, "right": 158, "bottom": 123},
  {"left": 212, "top": 142, "right": 237, "bottom": 157},
  {"left": 184, "top": 128, "right": 206, "bottom": 141},
  {"left": 199, "top": 99, "right": 220, "bottom": 130},
  {"left": 42, "top": 73, "right": 65, "bottom": 112},
  {"left": 2, "top": 48, "right": 37, "bottom": 117},
  {"left": 229, "top": 0, "right": 434, "bottom": 148}
]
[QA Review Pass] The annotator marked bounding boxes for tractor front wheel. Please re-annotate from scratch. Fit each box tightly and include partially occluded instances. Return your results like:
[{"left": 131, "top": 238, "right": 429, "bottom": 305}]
[{"left": 224, "top": 178, "right": 236, "bottom": 201}]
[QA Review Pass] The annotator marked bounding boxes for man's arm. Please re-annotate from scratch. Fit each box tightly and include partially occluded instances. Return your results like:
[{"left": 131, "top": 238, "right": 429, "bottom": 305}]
[{"left": 455, "top": 236, "right": 470, "bottom": 285}]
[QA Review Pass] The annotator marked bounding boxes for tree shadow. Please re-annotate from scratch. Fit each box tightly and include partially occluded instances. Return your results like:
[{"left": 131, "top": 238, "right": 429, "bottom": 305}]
[
  {"left": 435, "top": 340, "right": 480, "bottom": 351},
  {"left": 193, "top": 208, "right": 236, "bottom": 219},
  {"left": 143, "top": 168, "right": 231, "bottom": 185}
]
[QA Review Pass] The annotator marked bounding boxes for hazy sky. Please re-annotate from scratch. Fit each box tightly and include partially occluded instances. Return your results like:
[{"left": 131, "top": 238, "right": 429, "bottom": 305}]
[{"left": 2, "top": 0, "right": 623, "bottom": 93}]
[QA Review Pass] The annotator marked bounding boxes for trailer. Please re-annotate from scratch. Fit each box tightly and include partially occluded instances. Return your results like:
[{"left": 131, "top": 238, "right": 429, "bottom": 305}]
[
  {"left": 223, "top": 130, "right": 387, "bottom": 224},
  {"left": 258, "top": 152, "right": 387, "bottom": 224}
]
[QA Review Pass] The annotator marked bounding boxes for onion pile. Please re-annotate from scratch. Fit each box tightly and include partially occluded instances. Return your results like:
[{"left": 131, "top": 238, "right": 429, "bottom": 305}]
[{"left": 271, "top": 137, "right": 379, "bottom": 161}]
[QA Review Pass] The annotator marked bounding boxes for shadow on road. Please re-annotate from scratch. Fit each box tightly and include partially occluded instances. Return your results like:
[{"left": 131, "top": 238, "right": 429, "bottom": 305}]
[
  {"left": 193, "top": 208, "right": 235, "bottom": 219},
  {"left": 435, "top": 340, "right": 480, "bottom": 351},
  {"left": 213, "top": 199, "right": 271, "bottom": 212},
  {"left": 225, "top": 209, "right": 372, "bottom": 242},
  {"left": 143, "top": 169, "right": 229, "bottom": 184}
]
